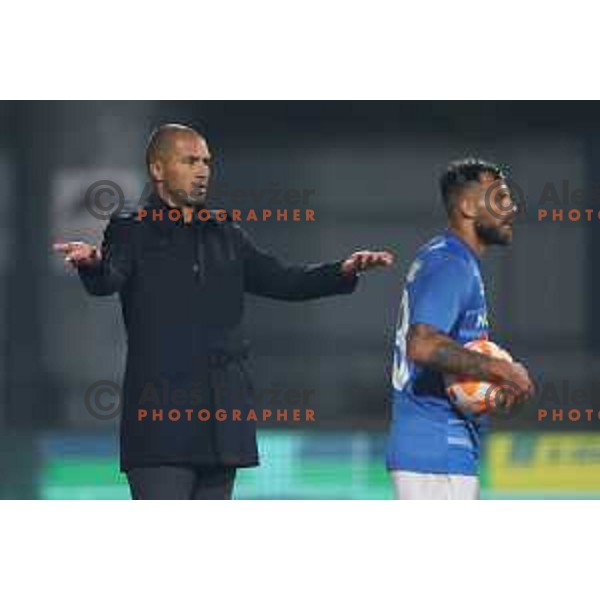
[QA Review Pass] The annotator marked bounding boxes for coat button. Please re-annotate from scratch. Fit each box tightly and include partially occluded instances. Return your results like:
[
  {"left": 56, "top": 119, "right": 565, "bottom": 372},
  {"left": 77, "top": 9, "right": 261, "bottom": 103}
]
[{"left": 192, "top": 264, "right": 199, "bottom": 273}]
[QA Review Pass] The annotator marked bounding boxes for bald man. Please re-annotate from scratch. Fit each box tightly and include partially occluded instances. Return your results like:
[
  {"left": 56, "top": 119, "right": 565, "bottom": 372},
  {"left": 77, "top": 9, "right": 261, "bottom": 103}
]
[{"left": 54, "top": 124, "right": 394, "bottom": 500}]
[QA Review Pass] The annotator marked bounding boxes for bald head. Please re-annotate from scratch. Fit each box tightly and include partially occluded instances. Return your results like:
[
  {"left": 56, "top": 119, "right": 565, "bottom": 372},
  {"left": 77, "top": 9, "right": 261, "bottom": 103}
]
[
  {"left": 145, "top": 123, "right": 204, "bottom": 174},
  {"left": 145, "top": 123, "right": 211, "bottom": 206}
]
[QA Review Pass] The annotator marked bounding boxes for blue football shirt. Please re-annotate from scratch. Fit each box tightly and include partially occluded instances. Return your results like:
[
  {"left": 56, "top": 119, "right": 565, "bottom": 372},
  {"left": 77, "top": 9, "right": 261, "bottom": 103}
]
[{"left": 386, "top": 229, "right": 490, "bottom": 476}]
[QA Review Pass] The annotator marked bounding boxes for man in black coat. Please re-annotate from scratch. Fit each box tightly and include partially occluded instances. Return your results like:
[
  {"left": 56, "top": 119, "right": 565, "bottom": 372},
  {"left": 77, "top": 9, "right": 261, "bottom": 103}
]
[{"left": 54, "top": 124, "right": 393, "bottom": 499}]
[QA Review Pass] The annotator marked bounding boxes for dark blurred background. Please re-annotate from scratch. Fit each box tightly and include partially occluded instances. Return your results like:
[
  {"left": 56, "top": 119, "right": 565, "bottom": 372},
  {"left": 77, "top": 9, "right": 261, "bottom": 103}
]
[{"left": 1, "top": 101, "right": 599, "bottom": 498}]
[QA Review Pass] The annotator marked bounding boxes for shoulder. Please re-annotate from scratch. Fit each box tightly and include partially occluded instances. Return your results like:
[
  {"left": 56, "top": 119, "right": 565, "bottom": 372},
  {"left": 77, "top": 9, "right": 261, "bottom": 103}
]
[
  {"left": 109, "top": 206, "right": 141, "bottom": 225},
  {"left": 204, "top": 210, "right": 251, "bottom": 253},
  {"left": 102, "top": 208, "right": 141, "bottom": 242},
  {"left": 210, "top": 212, "right": 247, "bottom": 238},
  {"left": 207, "top": 208, "right": 232, "bottom": 222},
  {"left": 206, "top": 209, "right": 242, "bottom": 236},
  {"left": 409, "top": 241, "right": 471, "bottom": 285},
  {"left": 406, "top": 249, "right": 473, "bottom": 290}
]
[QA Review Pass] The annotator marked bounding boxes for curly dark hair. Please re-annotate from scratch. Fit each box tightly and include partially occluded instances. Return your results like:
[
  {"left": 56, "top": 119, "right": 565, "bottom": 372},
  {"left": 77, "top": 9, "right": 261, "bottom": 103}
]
[{"left": 440, "top": 158, "right": 505, "bottom": 215}]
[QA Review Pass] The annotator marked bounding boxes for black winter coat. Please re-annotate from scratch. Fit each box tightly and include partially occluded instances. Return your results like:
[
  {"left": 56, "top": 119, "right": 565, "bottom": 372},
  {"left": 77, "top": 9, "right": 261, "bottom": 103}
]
[{"left": 78, "top": 193, "right": 358, "bottom": 471}]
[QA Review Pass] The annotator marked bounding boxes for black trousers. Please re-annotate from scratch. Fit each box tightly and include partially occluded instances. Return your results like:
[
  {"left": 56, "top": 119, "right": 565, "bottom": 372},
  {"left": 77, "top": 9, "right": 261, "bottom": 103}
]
[{"left": 126, "top": 465, "right": 237, "bottom": 500}]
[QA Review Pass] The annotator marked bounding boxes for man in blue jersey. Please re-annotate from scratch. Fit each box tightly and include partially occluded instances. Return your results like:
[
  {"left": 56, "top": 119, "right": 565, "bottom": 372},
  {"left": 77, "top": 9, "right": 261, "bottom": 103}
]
[{"left": 386, "top": 158, "right": 534, "bottom": 500}]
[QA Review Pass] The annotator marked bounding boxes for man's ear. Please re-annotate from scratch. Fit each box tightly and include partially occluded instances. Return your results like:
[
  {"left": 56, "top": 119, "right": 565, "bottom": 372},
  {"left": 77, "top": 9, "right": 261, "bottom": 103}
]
[
  {"left": 456, "top": 190, "right": 478, "bottom": 219},
  {"left": 149, "top": 160, "right": 164, "bottom": 182}
]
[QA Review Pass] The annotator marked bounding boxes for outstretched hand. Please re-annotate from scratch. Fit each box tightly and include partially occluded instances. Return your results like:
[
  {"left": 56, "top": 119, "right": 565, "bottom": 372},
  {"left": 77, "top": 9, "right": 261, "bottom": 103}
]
[
  {"left": 341, "top": 250, "right": 394, "bottom": 276},
  {"left": 52, "top": 241, "right": 100, "bottom": 268}
]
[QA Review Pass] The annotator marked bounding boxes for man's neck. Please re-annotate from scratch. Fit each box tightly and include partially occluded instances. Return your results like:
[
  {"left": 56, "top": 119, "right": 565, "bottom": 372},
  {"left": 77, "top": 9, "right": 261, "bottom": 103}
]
[
  {"left": 447, "top": 222, "right": 486, "bottom": 258},
  {"left": 155, "top": 188, "right": 178, "bottom": 209},
  {"left": 154, "top": 189, "right": 195, "bottom": 224}
]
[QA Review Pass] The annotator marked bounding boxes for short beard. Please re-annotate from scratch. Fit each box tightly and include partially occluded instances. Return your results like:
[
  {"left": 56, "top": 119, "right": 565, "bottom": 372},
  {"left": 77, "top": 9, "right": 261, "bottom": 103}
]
[
  {"left": 185, "top": 194, "right": 207, "bottom": 207},
  {"left": 169, "top": 189, "right": 206, "bottom": 208},
  {"left": 475, "top": 221, "right": 511, "bottom": 246}
]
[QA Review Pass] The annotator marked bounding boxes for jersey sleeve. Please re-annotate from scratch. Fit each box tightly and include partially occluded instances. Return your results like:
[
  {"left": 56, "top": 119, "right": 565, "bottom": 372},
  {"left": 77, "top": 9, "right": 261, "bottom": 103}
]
[{"left": 406, "top": 254, "right": 470, "bottom": 334}]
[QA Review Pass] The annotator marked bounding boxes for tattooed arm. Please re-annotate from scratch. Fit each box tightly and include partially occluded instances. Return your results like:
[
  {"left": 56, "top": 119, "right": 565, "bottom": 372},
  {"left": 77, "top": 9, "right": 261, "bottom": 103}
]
[{"left": 406, "top": 323, "right": 534, "bottom": 397}]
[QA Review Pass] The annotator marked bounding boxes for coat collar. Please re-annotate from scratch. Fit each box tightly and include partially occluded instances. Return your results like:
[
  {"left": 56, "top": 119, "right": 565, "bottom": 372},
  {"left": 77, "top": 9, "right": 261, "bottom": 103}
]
[{"left": 143, "top": 192, "right": 227, "bottom": 227}]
